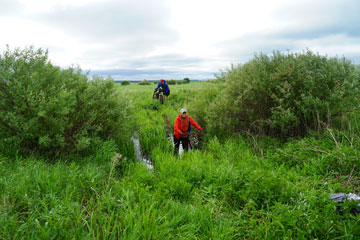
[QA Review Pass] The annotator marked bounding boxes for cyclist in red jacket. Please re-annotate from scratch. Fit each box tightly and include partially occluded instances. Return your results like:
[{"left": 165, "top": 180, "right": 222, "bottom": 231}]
[{"left": 173, "top": 108, "right": 203, "bottom": 154}]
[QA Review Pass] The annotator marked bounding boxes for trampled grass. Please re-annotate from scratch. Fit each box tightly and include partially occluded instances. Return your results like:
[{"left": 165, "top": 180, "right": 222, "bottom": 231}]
[{"left": 1, "top": 81, "right": 360, "bottom": 239}]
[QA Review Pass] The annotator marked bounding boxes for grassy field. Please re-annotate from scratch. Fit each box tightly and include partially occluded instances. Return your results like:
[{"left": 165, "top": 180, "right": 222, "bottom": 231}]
[{"left": 1, "top": 81, "right": 360, "bottom": 239}]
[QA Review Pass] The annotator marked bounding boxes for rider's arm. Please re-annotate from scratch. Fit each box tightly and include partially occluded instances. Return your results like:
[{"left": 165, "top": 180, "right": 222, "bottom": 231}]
[
  {"left": 156, "top": 82, "right": 162, "bottom": 90},
  {"left": 188, "top": 116, "right": 203, "bottom": 130},
  {"left": 174, "top": 118, "right": 183, "bottom": 136}
]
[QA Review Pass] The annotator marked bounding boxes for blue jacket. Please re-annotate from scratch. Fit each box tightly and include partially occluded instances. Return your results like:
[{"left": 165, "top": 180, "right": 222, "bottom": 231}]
[{"left": 156, "top": 81, "right": 170, "bottom": 94}]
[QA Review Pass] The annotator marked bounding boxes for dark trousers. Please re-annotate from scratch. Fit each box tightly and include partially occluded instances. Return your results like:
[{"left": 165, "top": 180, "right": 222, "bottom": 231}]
[{"left": 174, "top": 135, "right": 189, "bottom": 154}]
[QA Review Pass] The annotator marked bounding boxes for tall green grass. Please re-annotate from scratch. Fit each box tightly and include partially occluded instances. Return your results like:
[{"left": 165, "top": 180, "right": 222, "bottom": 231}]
[
  {"left": 3, "top": 135, "right": 354, "bottom": 239},
  {"left": 2, "top": 80, "right": 360, "bottom": 239}
]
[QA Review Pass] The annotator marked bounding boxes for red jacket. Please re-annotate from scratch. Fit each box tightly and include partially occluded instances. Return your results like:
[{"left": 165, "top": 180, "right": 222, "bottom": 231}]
[{"left": 174, "top": 114, "right": 202, "bottom": 139}]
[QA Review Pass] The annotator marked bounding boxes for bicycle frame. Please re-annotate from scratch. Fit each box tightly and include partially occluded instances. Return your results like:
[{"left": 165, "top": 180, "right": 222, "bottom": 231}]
[
  {"left": 189, "top": 131, "right": 202, "bottom": 150},
  {"left": 153, "top": 88, "right": 164, "bottom": 104}
]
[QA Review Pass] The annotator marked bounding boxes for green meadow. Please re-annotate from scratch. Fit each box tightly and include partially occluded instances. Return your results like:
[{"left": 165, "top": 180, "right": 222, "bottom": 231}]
[{"left": 1, "top": 48, "right": 360, "bottom": 239}]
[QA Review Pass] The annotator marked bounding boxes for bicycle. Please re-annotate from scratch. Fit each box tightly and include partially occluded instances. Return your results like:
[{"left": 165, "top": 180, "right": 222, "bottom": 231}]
[
  {"left": 189, "top": 130, "right": 203, "bottom": 150},
  {"left": 153, "top": 87, "right": 164, "bottom": 104}
]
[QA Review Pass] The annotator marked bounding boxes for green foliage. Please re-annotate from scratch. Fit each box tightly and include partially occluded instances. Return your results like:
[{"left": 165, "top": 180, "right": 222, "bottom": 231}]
[
  {"left": 0, "top": 46, "right": 133, "bottom": 155},
  {"left": 138, "top": 79, "right": 151, "bottom": 85},
  {"left": 265, "top": 128, "right": 360, "bottom": 178},
  {"left": 201, "top": 50, "right": 360, "bottom": 138},
  {"left": 167, "top": 79, "right": 176, "bottom": 85},
  {"left": 3, "top": 73, "right": 360, "bottom": 239},
  {"left": 2, "top": 80, "right": 360, "bottom": 239},
  {"left": 2, "top": 133, "right": 360, "bottom": 239},
  {"left": 186, "top": 83, "right": 223, "bottom": 139},
  {"left": 138, "top": 126, "right": 173, "bottom": 157},
  {"left": 143, "top": 101, "right": 161, "bottom": 110},
  {"left": 121, "top": 80, "right": 130, "bottom": 85},
  {"left": 176, "top": 80, "right": 185, "bottom": 85},
  {"left": 0, "top": 148, "right": 127, "bottom": 239},
  {"left": 169, "top": 79, "right": 190, "bottom": 85}
]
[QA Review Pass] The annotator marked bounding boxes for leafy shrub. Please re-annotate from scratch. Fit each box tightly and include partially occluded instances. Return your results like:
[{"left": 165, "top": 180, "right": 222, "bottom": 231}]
[
  {"left": 138, "top": 80, "right": 151, "bottom": 85},
  {"left": 185, "top": 83, "right": 223, "bottom": 139},
  {"left": 121, "top": 80, "right": 130, "bottom": 86},
  {"left": 183, "top": 77, "right": 190, "bottom": 83},
  {"left": 167, "top": 80, "right": 176, "bottom": 85},
  {"left": 0, "top": 46, "right": 133, "bottom": 155},
  {"left": 205, "top": 50, "right": 360, "bottom": 138},
  {"left": 176, "top": 80, "right": 185, "bottom": 85}
]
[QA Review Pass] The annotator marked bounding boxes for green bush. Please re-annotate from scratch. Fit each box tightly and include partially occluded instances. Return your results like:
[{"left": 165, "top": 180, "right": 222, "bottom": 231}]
[
  {"left": 183, "top": 77, "right": 190, "bottom": 83},
  {"left": 185, "top": 83, "right": 223, "bottom": 139},
  {"left": 204, "top": 50, "right": 360, "bottom": 138},
  {"left": 0, "top": 46, "right": 133, "bottom": 155},
  {"left": 121, "top": 80, "right": 130, "bottom": 86},
  {"left": 167, "top": 80, "right": 176, "bottom": 85},
  {"left": 138, "top": 80, "right": 151, "bottom": 85},
  {"left": 176, "top": 80, "right": 185, "bottom": 85}
]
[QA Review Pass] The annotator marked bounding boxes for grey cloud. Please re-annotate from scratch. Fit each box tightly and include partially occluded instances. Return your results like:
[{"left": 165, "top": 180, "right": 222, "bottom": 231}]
[
  {"left": 72, "top": 49, "right": 207, "bottom": 70},
  {"left": 0, "top": 0, "right": 22, "bottom": 15},
  {"left": 29, "top": 0, "right": 180, "bottom": 71},
  {"left": 86, "top": 54, "right": 217, "bottom": 80},
  {"left": 215, "top": 29, "right": 360, "bottom": 65},
  {"left": 272, "top": 0, "right": 360, "bottom": 38},
  {"left": 33, "top": 0, "right": 178, "bottom": 46},
  {"left": 214, "top": 33, "right": 294, "bottom": 62},
  {"left": 215, "top": 0, "right": 360, "bottom": 64},
  {"left": 89, "top": 68, "right": 217, "bottom": 80},
  {"left": 4, "top": 0, "right": 360, "bottom": 79},
  {"left": 127, "top": 54, "right": 205, "bottom": 68}
]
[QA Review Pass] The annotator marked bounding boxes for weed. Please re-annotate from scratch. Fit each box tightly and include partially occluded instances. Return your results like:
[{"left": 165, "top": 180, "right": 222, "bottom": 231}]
[{"left": 2, "top": 66, "right": 360, "bottom": 239}]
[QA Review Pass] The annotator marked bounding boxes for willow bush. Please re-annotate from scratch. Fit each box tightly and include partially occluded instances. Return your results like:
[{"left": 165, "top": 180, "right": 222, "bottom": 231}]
[
  {"left": 121, "top": 80, "right": 130, "bottom": 86},
  {"left": 205, "top": 50, "right": 360, "bottom": 138},
  {"left": 167, "top": 80, "right": 176, "bottom": 85},
  {"left": 0, "top": 47, "right": 132, "bottom": 155},
  {"left": 138, "top": 80, "right": 151, "bottom": 85}
]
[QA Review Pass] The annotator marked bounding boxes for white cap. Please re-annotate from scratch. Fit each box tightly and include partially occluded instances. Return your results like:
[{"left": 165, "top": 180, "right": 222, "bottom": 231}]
[{"left": 180, "top": 108, "right": 187, "bottom": 113}]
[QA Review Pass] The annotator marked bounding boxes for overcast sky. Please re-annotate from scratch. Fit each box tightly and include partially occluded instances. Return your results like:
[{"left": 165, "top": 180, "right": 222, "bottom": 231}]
[{"left": 1, "top": 0, "right": 360, "bottom": 80}]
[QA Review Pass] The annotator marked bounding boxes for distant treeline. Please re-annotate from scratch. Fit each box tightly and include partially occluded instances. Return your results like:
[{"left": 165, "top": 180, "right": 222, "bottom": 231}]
[{"left": 114, "top": 79, "right": 213, "bottom": 83}]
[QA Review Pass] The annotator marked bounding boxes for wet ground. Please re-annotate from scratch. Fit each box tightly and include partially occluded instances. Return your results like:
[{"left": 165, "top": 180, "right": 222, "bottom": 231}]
[
  {"left": 131, "top": 134, "right": 154, "bottom": 170},
  {"left": 131, "top": 132, "right": 185, "bottom": 170}
]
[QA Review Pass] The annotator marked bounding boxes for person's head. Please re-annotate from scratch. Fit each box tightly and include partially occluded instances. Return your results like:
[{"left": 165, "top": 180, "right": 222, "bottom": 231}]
[
  {"left": 180, "top": 108, "right": 187, "bottom": 118},
  {"left": 160, "top": 79, "right": 164, "bottom": 84}
]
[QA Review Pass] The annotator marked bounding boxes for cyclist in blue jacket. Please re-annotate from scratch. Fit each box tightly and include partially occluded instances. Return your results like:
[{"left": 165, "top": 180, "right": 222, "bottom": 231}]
[{"left": 154, "top": 79, "right": 170, "bottom": 101}]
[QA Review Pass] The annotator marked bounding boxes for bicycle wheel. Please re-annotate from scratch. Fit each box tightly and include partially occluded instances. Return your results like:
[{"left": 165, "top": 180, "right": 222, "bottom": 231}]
[{"left": 160, "top": 94, "right": 164, "bottom": 104}]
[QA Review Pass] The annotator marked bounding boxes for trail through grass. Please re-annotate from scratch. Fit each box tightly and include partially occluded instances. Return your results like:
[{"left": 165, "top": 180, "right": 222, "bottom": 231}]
[{"left": 1, "top": 82, "right": 360, "bottom": 239}]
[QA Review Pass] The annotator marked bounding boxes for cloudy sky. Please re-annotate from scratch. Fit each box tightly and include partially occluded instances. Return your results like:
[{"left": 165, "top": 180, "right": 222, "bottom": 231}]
[{"left": 1, "top": 0, "right": 359, "bottom": 80}]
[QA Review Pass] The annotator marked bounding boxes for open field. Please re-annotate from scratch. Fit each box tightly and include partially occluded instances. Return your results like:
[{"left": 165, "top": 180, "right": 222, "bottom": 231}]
[
  {"left": 2, "top": 48, "right": 360, "bottom": 239},
  {"left": 1, "top": 80, "right": 360, "bottom": 239}
]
